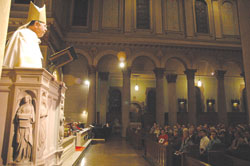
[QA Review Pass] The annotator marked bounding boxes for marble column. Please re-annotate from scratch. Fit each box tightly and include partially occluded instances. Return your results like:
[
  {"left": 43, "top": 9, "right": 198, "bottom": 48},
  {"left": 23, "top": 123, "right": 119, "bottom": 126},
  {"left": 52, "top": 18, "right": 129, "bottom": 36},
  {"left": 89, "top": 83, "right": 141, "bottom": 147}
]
[
  {"left": 0, "top": 1, "right": 11, "bottom": 165},
  {"left": 98, "top": 72, "right": 109, "bottom": 125},
  {"left": 215, "top": 70, "right": 228, "bottom": 126},
  {"left": 166, "top": 74, "right": 178, "bottom": 126},
  {"left": 87, "top": 66, "right": 97, "bottom": 125},
  {"left": 237, "top": 0, "right": 250, "bottom": 123},
  {"left": 122, "top": 68, "right": 131, "bottom": 137},
  {"left": 154, "top": 68, "right": 165, "bottom": 126},
  {"left": 241, "top": 72, "right": 248, "bottom": 113},
  {"left": 184, "top": 69, "right": 197, "bottom": 126}
]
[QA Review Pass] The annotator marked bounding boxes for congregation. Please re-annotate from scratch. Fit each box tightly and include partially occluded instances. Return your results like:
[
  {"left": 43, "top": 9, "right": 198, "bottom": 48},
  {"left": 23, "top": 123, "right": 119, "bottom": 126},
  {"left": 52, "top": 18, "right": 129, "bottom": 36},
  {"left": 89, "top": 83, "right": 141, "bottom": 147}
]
[{"left": 135, "top": 122, "right": 250, "bottom": 165}]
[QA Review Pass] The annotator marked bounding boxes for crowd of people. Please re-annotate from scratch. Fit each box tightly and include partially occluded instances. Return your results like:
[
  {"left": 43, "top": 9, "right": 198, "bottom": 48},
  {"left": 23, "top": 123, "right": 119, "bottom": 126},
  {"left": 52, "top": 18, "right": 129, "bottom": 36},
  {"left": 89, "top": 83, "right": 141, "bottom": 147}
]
[{"left": 148, "top": 122, "right": 250, "bottom": 163}]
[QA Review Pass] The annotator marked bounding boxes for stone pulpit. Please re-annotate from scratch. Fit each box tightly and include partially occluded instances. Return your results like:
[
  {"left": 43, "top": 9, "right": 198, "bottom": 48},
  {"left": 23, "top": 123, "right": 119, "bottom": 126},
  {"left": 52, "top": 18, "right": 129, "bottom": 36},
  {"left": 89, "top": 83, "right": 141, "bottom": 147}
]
[{"left": 0, "top": 68, "right": 66, "bottom": 166}]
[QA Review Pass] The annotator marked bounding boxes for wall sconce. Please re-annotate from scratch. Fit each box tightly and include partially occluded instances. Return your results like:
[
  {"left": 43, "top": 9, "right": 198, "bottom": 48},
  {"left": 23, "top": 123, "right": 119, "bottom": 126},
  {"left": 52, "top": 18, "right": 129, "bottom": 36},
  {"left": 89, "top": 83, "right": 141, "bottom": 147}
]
[
  {"left": 207, "top": 99, "right": 215, "bottom": 112},
  {"left": 178, "top": 98, "right": 187, "bottom": 112},
  {"left": 231, "top": 99, "right": 240, "bottom": 112}
]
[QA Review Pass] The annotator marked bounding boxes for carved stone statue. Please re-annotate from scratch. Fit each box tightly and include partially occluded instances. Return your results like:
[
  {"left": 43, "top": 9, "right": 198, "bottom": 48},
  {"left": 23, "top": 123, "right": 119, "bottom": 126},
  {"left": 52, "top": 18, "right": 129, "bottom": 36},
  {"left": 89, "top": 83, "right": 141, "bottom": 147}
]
[
  {"left": 14, "top": 95, "right": 35, "bottom": 162},
  {"left": 38, "top": 93, "right": 48, "bottom": 157}
]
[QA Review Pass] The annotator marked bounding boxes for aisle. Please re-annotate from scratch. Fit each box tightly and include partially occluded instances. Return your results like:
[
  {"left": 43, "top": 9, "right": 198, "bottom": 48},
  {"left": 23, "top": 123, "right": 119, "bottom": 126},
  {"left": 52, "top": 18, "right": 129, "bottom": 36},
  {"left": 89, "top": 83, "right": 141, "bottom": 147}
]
[{"left": 76, "top": 136, "right": 151, "bottom": 166}]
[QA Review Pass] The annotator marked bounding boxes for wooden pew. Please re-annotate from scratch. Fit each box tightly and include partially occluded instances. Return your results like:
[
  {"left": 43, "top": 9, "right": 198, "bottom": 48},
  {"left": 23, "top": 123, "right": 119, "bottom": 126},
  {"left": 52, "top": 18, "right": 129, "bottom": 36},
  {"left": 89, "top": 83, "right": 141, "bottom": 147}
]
[
  {"left": 144, "top": 138, "right": 174, "bottom": 166},
  {"left": 207, "top": 144, "right": 250, "bottom": 166},
  {"left": 182, "top": 153, "right": 211, "bottom": 166},
  {"left": 224, "top": 154, "right": 250, "bottom": 166},
  {"left": 126, "top": 128, "right": 143, "bottom": 149},
  {"left": 208, "top": 151, "right": 232, "bottom": 166}
]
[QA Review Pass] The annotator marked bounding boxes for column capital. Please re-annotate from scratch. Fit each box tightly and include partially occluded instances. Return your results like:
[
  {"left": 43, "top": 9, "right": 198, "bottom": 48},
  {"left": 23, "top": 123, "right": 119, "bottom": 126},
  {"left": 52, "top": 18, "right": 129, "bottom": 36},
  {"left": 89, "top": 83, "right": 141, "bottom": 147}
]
[
  {"left": 166, "top": 74, "right": 178, "bottom": 83},
  {"left": 215, "top": 70, "right": 226, "bottom": 79},
  {"left": 122, "top": 67, "right": 131, "bottom": 78},
  {"left": 88, "top": 65, "right": 97, "bottom": 75},
  {"left": 99, "top": 72, "right": 109, "bottom": 81},
  {"left": 184, "top": 69, "right": 197, "bottom": 80},
  {"left": 153, "top": 68, "right": 165, "bottom": 79}
]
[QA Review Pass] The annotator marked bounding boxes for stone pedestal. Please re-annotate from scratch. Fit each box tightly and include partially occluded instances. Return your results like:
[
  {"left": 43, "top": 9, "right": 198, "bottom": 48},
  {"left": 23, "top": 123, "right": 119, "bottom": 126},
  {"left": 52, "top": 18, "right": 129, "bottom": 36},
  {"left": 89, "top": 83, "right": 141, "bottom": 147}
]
[
  {"left": 184, "top": 69, "right": 197, "bottom": 126},
  {"left": 87, "top": 66, "right": 97, "bottom": 126},
  {"left": 0, "top": 68, "right": 66, "bottom": 166},
  {"left": 122, "top": 68, "right": 131, "bottom": 137},
  {"left": 154, "top": 68, "right": 165, "bottom": 126},
  {"left": 215, "top": 70, "right": 228, "bottom": 126},
  {"left": 166, "top": 74, "right": 178, "bottom": 126}
]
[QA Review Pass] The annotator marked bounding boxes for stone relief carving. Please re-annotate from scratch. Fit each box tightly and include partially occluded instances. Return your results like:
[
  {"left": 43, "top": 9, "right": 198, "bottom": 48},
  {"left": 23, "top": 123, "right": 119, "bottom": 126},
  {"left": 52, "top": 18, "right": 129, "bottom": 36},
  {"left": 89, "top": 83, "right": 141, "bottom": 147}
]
[
  {"left": 14, "top": 95, "right": 35, "bottom": 163},
  {"left": 38, "top": 92, "right": 48, "bottom": 157},
  {"left": 59, "top": 99, "right": 65, "bottom": 144}
]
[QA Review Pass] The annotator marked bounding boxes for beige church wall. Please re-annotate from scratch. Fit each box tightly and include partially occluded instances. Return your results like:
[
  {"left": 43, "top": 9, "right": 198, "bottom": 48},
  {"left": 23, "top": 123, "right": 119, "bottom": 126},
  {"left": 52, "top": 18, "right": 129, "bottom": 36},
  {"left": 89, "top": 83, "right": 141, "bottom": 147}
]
[
  {"left": 109, "top": 76, "right": 123, "bottom": 87},
  {"left": 62, "top": 55, "right": 89, "bottom": 123},
  {"left": 63, "top": 84, "right": 89, "bottom": 122},
  {"left": 213, "top": 1, "right": 222, "bottom": 38},
  {"left": 225, "top": 77, "right": 245, "bottom": 112},
  {"left": 195, "top": 76, "right": 217, "bottom": 112},
  {"left": 176, "top": 75, "right": 188, "bottom": 102},
  {"left": 164, "top": 0, "right": 181, "bottom": 32},
  {"left": 130, "top": 78, "right": 155, "bottom": 104},
  {"left": 220, "top": 0, "right": 239, "bottom": 36},
  {"left": 65, "top": 112, "right": 88, "bottom": 123},
  {"left": 102, "top": 0, "right": 119, "bottom": 29},
  {"left": 52, "top": 0, "right": 72, "bottom": 29},
  {"left": 220, "top": 1, "right": 235, "bottom": 35}
]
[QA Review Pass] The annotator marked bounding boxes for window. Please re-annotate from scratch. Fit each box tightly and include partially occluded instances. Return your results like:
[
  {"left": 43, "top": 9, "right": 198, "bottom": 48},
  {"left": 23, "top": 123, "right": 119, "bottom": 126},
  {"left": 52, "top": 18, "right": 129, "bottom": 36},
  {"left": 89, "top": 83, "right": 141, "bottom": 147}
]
[
  {"left": 72, "top": 0, "right": 89, "bottom": 26},
  {"left": 136, "top": 0, "right": 150, "bottom": 29},
  {"left": 195, "top": 0, "right": 209, "bottom": 33}
]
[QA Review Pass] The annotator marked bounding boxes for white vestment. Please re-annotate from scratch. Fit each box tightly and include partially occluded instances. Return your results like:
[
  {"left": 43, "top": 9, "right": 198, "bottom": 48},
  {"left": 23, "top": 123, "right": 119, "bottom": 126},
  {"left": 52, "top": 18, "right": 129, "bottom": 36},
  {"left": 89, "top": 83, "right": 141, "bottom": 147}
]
[{"left": 3, "top": 28, "right": 43, "bottom": 68}]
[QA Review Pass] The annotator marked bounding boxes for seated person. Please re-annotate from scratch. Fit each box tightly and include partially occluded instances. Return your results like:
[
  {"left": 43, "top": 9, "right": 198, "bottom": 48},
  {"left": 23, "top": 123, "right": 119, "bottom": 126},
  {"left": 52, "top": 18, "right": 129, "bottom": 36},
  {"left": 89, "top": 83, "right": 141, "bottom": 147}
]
[
  {"left": 158, "top": 129, "right": 168, "bottom": 145},
  {"left": 199, "top": 129, "right": 210, "bottom": 155},
  {"left": 149, "top": 123, "right": 157, "bottom": 134},
  {"left": 228, "top": 131, "right": 245, "bottom": 151},
  {"left": 199, "top": 129, "right": 210, "bottom": 162},
  {"left": 170, "top": 129, "right": 182, "bottom": 151},
  {"left": 206, "top": 130, "right": 221, "bottom": 151},
  {"left": 174, "top": 128, "right": 193, "bottom": 166},
  {"left": 175, "top": 128, "right": 193, "bottom": 155}
]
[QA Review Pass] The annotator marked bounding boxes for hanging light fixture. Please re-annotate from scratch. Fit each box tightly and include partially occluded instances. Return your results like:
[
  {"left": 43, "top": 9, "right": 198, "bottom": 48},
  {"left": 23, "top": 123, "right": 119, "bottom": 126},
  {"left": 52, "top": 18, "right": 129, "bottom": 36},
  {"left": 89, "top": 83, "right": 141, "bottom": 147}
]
[
  {"left": 119, "top": 62, "right": 125, "bottom": 68},
  {"left": 197, "top": 79, "right": 202, "bottom": 87},
  {"left": 134, "top": 75, "right": 139, "bottom": 91},
  {"left": 84, "top": 80, "right": 90, "bottom": 86}
]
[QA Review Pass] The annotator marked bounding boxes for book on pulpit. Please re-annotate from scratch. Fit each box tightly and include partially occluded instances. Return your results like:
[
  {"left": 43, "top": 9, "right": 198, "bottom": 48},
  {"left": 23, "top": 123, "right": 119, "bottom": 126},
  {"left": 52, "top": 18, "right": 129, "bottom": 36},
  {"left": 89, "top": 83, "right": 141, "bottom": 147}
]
[{"left": 49, "top": 46, "right": 77, "bottom": 68}]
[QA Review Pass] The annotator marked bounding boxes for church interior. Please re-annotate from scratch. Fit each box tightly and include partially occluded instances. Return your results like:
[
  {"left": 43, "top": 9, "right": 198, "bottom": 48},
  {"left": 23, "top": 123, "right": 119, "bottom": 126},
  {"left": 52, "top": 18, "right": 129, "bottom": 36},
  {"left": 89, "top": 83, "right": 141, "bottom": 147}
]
[{"left": 1, "top": 0, "right": 250, "bottom": 166}]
